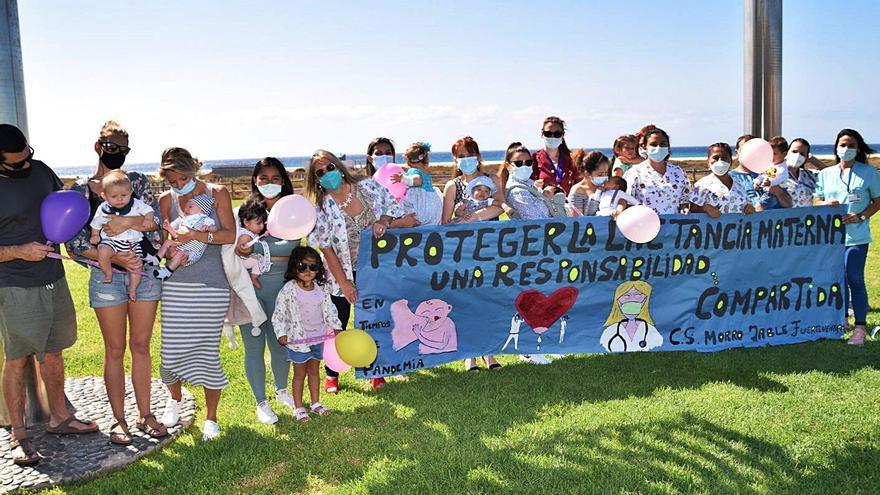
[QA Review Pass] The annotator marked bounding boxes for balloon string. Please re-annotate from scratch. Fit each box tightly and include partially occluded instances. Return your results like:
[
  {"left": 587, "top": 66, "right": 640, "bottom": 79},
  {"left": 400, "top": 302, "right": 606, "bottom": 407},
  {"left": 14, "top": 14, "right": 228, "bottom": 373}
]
[{"left": 287, "top": 331, "right": 335, "bottom": 345}]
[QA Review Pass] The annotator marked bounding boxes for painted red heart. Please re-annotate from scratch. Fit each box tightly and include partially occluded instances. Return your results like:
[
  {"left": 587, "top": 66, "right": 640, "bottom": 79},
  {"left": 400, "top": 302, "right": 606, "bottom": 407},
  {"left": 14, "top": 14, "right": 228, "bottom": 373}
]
[{"left": 514, "top": 287, "right": 579, "bottom": 331}]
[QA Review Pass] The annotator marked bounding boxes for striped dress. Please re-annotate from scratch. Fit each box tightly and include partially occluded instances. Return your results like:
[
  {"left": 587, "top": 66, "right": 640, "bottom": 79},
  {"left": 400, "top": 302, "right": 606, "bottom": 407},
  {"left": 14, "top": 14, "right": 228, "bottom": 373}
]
[{"left": 159, "top": 185, "right": 230, "bottom": 389}]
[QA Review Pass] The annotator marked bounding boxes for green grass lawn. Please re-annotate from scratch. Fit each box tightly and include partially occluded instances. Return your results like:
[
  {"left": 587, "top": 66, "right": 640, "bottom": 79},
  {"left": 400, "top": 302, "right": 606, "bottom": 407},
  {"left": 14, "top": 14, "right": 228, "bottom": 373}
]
[{"left": 41, "top": 223, "right": 880, "bottom": 494}]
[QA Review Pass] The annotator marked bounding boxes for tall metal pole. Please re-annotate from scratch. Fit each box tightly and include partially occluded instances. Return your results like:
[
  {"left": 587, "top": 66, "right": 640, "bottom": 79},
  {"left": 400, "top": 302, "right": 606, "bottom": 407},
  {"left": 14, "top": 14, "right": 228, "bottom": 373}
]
[
  {"left": 744, "top": 0, "right": 782, "bottom": 139},
  {"left": 0, "top": 0, "right": 28, "bottom": 136},
  {"left": 763, "top": 0, "right": 782, "bottom": 138}
]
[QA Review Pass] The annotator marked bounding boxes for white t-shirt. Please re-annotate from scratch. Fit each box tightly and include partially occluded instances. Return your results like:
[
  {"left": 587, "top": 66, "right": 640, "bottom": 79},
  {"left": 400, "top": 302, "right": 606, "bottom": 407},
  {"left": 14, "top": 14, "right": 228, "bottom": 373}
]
[
  {"left": 90, "top": 198, "right": 154, "bottom": 243},
  {"left": 593, "top": 189, "right": 639, "bottom": 216}
]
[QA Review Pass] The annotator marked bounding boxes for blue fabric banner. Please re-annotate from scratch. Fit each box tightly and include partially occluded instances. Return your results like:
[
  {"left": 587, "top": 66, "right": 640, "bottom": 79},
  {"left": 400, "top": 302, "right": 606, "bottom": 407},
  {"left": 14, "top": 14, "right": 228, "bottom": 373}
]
[{"left": 354, "top": 207, "right": 847, "bottom": 377}]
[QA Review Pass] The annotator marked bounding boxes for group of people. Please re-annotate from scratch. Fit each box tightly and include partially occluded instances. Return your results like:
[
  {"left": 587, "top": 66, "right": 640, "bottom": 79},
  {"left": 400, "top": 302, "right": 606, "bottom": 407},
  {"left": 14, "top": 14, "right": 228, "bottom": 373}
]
[{"left": 0, "top": 115, "right": 877, "bottom": 466}]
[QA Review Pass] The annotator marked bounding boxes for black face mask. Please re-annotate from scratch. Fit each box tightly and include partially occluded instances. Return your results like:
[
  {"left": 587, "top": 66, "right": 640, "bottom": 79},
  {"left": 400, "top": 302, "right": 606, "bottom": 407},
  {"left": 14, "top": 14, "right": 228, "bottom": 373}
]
[{"left": 101, "top": 151, "right": 127, "bottom": 170}]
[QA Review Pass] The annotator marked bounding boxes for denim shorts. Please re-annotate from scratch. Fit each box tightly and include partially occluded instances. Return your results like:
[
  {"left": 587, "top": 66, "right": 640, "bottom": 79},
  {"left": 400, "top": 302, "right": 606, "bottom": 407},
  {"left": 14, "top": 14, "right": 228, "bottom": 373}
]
[
  {"left": 287, "top": 343, "right": 324, "bottom": 364},
  {"left": 88, "top": 266, "right": 161, "bottom": 308}
]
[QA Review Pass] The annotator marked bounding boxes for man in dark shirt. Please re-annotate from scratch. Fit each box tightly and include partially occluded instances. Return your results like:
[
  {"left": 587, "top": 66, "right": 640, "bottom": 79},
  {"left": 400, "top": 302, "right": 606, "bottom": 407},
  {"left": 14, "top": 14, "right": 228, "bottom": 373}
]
[{"left": 0, "top": 124, "right": 97, "bottom": 466}]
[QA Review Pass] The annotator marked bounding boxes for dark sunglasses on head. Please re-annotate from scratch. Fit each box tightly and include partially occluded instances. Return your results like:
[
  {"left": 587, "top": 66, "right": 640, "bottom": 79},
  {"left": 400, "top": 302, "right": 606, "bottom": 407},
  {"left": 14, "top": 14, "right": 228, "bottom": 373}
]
[
  {"left": 2, "top": 146, "right": 34, "bottom": 168},
  {"left": 314, "top": 162, "right": 336, "bottom": 178},
  {"left": 297, "top": 262, "right": 320, "bottom": 273},
  {"left": 512, "top": 159, "right": 534, "bottom": 168},
  {"left": 542, "top": 130, "right": 564, "bottom": 138},
  {"left": 99, "top": 141, "right": 130, "bottom": 154}
]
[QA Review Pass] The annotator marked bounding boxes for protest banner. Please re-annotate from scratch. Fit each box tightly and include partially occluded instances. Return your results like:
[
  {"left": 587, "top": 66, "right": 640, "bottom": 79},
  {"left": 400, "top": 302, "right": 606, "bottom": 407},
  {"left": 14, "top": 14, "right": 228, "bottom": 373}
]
[{"left": 355, "top": 207, "right": 847, "bottom": 377}]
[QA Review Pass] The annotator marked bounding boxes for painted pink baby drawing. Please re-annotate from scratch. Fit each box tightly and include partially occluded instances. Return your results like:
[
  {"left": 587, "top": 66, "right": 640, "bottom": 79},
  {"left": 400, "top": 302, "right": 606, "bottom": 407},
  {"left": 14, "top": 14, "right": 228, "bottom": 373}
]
[{"left": 390, "top": 299, "right": 457, "bottom": 355}]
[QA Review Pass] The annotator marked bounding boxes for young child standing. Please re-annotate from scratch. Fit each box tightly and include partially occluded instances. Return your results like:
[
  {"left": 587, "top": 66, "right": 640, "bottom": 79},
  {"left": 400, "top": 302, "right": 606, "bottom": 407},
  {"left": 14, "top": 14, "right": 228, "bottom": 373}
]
[
  {"left": 452, "top": 176, "right": 501, "bottom": 223},
  {"left": 236, "top": 201, "right": 271, "bottom": 289},
  {"left": 153, "top": 195, "right": 217, "bottom": 280},
  {"left": 89, "top": 170, "right": 155, "bottom": 300},
  {"left": 273, "top": 246, "right": 342, "bottom": 422}
]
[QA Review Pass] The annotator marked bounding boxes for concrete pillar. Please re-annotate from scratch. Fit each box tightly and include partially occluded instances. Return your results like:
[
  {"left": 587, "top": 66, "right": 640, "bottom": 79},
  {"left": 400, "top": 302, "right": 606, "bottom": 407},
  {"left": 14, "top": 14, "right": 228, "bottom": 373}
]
[{"left": 0, "top": 0, "right": 28, "bottom": 136}]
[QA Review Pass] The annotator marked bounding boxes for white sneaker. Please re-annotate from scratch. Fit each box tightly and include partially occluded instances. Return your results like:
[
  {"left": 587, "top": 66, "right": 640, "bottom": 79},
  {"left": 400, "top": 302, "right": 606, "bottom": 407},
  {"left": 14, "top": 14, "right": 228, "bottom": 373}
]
[
  {"left": 256, "top": 400, "right": 278, "bottom": 425},
  {"left": 274, "top": 389, "right": 296, "bottom": 411},
  {"left": 161, "top": 398, "right": 180, "bottom": 428},
  {"left": 202, "top": 420, "right": 221, "bottom": 441}
]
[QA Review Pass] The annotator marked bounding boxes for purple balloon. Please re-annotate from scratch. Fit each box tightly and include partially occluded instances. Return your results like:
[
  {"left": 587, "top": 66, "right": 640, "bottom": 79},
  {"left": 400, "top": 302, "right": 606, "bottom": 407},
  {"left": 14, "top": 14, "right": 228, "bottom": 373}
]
[{"left": 41, "top": 190, "right": 91, "bottom": 244}]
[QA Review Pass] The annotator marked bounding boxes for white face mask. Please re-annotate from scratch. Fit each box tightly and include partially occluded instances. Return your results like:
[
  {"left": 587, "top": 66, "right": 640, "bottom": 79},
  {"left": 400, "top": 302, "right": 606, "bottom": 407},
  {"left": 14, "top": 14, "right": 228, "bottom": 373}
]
[
  {"left": 638, "top": 148, "right": 648, "bottom": 159},
  {"left": 646, "top": 146, "right": 668, "bottom": 162},
  {"left": 785, "top": 152, "right": 806, "bottom": 168},
  {"left": 372, "top": 154, "right": 393, "bottom": 169},
  {"left": 837, "top": 147, "right": 857, "bottom": 162},
  {"left": 512, "top": 165, "right": 533, "bottom": 182},
  {"left": 710, "top": 160, "right": 731, "bottom": 176},
  {"left": 544, "top": 137, "right": 562, "bottom": 150},
  {"left": 257, "top": 183, "right": 282, "bottom": 199}
]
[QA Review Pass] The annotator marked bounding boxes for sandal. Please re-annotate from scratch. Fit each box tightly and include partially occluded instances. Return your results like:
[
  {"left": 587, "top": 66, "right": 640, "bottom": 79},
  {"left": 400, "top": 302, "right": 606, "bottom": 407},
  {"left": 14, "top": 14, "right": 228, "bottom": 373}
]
[
  {"left": 293, "top": 407, "right": 310, "bottom": 422},
  {"left": 10, "top": 435, "right": 42, "bottom": 466},
  {"left": 136, "top": 413, "right": 169, "bottom": 439},
  {"left": 46, "top": 415, "right": 99, "bottom": 435},
  {"left": 109, "top": 419, "right": 133, "bottom": 446},
  {"left": 310, "top": 402, "right": 331, "bottom": 417},
  {"left": 488, "top": 363, "right": 502, "bottom": 370}
]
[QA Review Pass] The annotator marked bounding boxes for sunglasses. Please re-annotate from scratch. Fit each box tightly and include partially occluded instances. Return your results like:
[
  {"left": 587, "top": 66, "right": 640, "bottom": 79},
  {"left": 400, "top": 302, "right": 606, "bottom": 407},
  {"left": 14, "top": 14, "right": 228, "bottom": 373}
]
[
  {"left": 542, "top": 130, "right": 564, "bottom": 138},
  {"left": 297, "top": 262, "right": 320, "bottom": 273},
  {"left": 512, "top": 159, "right": 534, "bottom": 168},
  {"left": 314, "top": 163, "right": 336, "bottom": 178},
  {"left": 2, "top": 146, "right": 34, "bottom": 168},
  {"left": 99, "top": 141, "right": 130, "bottom": 154}
]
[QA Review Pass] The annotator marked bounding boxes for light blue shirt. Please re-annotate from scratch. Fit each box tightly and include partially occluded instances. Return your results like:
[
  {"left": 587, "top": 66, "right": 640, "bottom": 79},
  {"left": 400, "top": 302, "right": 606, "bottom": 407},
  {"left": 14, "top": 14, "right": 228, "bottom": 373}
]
[{"left": 814, "top": 162, "right": 880, "bottom": 246}]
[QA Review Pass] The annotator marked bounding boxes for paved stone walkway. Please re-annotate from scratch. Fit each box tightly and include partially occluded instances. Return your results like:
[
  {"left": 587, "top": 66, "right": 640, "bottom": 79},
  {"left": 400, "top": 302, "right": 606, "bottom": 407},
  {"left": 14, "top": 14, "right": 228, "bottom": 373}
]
[{"left": 0, "top": 377, "right": 195, "bottom": 492}]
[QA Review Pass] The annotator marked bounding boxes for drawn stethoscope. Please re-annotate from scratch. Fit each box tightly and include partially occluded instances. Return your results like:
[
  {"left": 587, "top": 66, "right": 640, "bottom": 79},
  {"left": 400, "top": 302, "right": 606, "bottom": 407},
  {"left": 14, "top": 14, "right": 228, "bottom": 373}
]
[{"left": 608, "top": 319, "right": 649, "bottom": 352}]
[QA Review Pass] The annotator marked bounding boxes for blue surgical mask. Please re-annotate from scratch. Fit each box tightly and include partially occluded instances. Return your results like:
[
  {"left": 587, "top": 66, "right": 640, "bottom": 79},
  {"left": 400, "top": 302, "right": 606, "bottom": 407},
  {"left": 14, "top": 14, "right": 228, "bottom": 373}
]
[
  {"left": 257, "top": 183, "right": 282, "bottom": 199},
  {"left": 172, "top": 178, "right": 196, "bottom": 195},
  {"left": 544, "top": 137, "right": 562, "bottom": 149},
  {"left": 592, "top": 176, "right": 608, "bottom": 186},
  {"left": 512, "top": 165, "right": 533, "bottom": 182},
  {"left": 319, "top": 169, "right": 343, "bottom": 191},
  {"left": 837, "top": 147, "right": 857, "bottom": 162},
  {"left": 458, "top": 156, "right": 479, "bottom": 175},
  {"left": 372, "top": 154, "right": 393, "bottom": 170},
  {"left": 646, "top": 146, "right": 668, "bottom": 162}
]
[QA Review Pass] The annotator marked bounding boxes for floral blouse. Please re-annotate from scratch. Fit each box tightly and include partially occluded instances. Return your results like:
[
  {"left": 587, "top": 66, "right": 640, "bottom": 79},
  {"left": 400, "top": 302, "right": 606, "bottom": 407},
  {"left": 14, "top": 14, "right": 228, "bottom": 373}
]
[
  {"left": 623, "top": 161, "right": 692, "bottom": 215},
  {"left": 308, "top": 178, "right": 404, "bottom": 297},
  {"left": 65, "top": 171, "right": 161, "bottom": 260},
  {"left": 272, "top": 281, "right": 342, "bottom": 353},
  {"left": 785, "top": 168, "right": 817, "bottom": 208},
  {"left": 689, "top": 174, "right": 750, "bottom": 214}
]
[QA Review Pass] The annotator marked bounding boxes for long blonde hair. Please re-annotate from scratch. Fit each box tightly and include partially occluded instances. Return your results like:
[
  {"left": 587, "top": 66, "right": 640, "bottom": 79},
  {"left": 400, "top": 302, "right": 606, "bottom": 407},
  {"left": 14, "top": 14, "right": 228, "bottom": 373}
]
[
  {"left": 604, "top": 281, "right": 654, "bottom": 326},
  {"left": 304, "top": 149, "right": 359, "bottom": 206},
  {"left": 159, "top": 147, "right": 202, "bottom": 180}
]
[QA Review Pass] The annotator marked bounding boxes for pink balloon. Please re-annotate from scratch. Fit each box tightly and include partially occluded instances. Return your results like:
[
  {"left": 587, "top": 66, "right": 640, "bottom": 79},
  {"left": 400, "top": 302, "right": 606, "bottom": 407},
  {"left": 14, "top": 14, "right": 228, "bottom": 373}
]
[
  {"left": 533, "top": 326, "right": 549, "bottom": 334},
  {"left": 739, "top": 138, "right": 772, "bottom": 173},
  {"left": 266, "top": 194, "right": 317, "bottom": 240},
  {"left": 373, "top": 165, "right": 408, "bottom": 201},
  {"left": 616, "top": 205, "right": 662, "bottom": 244},
  {"left": 323, "top": 335, "right": 351, "bottom": 373}
]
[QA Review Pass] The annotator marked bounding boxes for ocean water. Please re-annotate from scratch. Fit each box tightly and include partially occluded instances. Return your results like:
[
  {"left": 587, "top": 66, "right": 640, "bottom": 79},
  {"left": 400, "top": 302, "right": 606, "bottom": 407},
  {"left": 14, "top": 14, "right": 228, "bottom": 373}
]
[{"left": 52, "top": 144, "right": 873, "bottom": 178}]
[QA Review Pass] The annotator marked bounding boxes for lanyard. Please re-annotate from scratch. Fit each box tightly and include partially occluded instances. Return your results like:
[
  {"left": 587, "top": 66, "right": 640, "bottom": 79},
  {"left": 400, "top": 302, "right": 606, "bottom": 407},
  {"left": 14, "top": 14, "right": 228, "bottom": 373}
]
[
  {"left": 840, "top": 165, "right": 855, "bottom": 194},
  {"left": 547, "top": 151, "right": 563, "bottom": 184}
]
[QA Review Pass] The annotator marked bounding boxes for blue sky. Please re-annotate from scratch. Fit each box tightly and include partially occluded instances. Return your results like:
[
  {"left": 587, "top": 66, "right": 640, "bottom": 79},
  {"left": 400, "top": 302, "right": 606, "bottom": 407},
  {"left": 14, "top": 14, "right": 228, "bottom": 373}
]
[{"left": 16, "top": 0, "right": 880, "bottom": 167}]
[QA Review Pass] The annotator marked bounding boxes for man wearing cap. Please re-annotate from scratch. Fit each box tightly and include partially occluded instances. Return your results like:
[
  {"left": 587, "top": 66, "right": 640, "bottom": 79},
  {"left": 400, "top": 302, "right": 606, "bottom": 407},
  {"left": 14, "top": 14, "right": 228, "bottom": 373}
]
[{"left": 0, "top": 124, "right": 97, "bottom": 466}]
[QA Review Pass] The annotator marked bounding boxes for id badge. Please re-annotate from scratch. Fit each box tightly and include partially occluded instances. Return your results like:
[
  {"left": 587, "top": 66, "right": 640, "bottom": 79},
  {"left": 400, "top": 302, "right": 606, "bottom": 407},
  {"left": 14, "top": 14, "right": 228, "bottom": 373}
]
[{"left": 847, "top": 193, "right": 861, "bottom": 203}]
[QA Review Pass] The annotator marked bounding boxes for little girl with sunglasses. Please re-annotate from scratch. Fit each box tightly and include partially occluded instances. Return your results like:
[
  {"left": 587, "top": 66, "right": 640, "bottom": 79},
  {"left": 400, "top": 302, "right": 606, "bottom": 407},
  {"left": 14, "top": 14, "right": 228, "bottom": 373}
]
[{"left": 272, "top": 246, "right": 343, "bottom": 421}]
